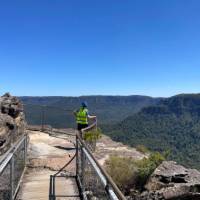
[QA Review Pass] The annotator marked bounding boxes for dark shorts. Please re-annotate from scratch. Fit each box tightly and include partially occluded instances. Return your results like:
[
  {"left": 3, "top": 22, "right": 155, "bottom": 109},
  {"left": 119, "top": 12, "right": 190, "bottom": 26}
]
[{"left": 77, "top": 123, "right": 88, "bottom": 131}]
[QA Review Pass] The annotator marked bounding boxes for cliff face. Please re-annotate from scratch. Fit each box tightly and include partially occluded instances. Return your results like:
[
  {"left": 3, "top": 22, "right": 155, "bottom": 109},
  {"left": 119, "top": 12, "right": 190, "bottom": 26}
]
[{"left": 0, "top": 93, "right": 26, "bottom": 155}]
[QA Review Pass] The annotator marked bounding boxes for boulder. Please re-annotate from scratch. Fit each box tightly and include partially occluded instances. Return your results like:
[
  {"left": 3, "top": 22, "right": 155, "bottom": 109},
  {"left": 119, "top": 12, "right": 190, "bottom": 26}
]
[
  {"left": 140, "top": 161, "right": 200, "bottom": 200},
  {"left": 0, "top": 93, "right": 26, "bottom": 155}
]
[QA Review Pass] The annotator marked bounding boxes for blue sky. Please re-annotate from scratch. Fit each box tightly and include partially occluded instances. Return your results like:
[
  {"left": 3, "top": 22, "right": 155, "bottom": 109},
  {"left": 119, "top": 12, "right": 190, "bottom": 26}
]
[{"left": 0, "top": 0, "right": 200, "bottom": 97}]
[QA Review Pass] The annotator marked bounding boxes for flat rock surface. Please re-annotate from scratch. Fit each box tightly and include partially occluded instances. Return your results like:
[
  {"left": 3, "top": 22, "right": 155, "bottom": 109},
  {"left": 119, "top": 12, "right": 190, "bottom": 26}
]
[
  {"left": 27, "top": 131, "right": 76, "bottom": 171},
  {"left": 95, "top": 135, "right": 146, "bottom": 165},
  {"left": 17, "top": 130, "right": 79, "bottom": 200}
]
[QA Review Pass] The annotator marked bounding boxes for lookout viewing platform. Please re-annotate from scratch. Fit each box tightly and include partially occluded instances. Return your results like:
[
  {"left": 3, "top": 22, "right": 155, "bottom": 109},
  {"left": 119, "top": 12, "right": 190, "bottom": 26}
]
[{"left": 0, "top": 119, "right": 127, "bottom": 200}]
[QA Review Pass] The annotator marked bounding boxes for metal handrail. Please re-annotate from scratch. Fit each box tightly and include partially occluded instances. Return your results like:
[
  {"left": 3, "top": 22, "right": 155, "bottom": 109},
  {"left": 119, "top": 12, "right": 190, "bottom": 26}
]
[
  {"left": 0, "top": 134, "right": 27, "bottom": 171},
  {"left": 0, "top": 133, "right": 28, "bottom": 200},
  {"left": 81, "top": 118, "right": 97, "bottom": 135}
]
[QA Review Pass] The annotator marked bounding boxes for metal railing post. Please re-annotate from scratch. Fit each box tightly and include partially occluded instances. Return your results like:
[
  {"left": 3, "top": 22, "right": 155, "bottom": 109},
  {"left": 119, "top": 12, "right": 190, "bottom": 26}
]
[
  {"left": 81, "top": 144, "right": 85, "bottom": 195},
  {"left": 76, "top": 135, "right": 79, "bottom": 177},
  {"left": 41, "top": 105, "right": 45, "bottom": 131},
  {"left": 49, "top": 175, "right": 52, "bottom": 200},
  {"left": 24, "top": 135, "right": 27, "bottom": 166}
]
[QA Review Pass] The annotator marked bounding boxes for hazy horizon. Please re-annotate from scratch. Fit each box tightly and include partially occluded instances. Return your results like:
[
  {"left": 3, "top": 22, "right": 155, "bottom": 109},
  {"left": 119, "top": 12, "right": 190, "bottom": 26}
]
[{"left": 0, "top": 92, "right": 199, "bottom": 99}]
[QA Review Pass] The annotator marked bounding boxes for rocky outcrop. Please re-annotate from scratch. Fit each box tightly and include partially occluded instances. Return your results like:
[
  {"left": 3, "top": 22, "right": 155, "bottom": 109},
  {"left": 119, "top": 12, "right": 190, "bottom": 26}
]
[
  {"left": 136, "top": 161, "right": 200, "bottom": 200},
  {"left": 0, "top": 93, "right": 26, "bottom": 155}
]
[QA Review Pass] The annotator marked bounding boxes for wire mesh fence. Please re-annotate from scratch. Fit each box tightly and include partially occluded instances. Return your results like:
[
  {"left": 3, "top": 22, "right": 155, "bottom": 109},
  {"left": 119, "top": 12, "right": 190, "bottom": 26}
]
[
  {"left": 0, "top": 160, "right": 11, "bottom": 200},
  {"left": 0, "top": 134, "right": 27, "bottom": 200},
  {"left": 76, "top": 118, "right": 126, "bottom": 200},
  {"left": 77, "top": 139, "right": 110, "bottom": 200}
]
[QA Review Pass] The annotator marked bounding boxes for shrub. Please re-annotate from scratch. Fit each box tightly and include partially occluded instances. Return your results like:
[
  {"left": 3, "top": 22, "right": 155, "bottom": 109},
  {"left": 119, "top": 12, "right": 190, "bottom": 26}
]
[
  {"left": 83, "top": 128, "right": 102, "bottom": 142},
  {"left": 135, "top": 152, "right": 165, "bottom": 190},
  {"left": 83, "top": 128, "right": 102, "bottom": 151},
  {"left": 105, "top": 156, "right": 138, "bottom": 194},
  {"left": 136, "top": 145, "right": 149, "bottom": 154},
  {"left": 105, "top": 151, "right": 166, "bottom": 194}
]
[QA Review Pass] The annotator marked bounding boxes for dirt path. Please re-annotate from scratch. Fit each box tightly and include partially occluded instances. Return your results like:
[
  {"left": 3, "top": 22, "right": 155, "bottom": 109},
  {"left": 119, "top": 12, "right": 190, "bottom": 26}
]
[{"left": 17, "top": 130, "right": 79, "bottom": 200}]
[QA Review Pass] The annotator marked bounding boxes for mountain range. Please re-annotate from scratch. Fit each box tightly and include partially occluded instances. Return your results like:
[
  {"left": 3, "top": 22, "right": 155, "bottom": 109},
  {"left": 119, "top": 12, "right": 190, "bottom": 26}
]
[
  {"left": 103, "top": 94, "right": 200, "bottom": 169},
  {"left": 20, "top": 94, "right": 200, "bottom": 169},
  {"left": 20, "top": 95, "right": 159, "bottom": 128}
]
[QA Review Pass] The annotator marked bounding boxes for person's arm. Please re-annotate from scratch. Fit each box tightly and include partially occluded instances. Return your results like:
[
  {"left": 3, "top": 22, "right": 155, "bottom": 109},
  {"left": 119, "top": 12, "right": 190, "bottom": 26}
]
[
  {"left": 86, "top": 109, "right": 96, "bottom": 119},
  {"left": 88, "top": 114, "right": 96, "bottom": 119}
]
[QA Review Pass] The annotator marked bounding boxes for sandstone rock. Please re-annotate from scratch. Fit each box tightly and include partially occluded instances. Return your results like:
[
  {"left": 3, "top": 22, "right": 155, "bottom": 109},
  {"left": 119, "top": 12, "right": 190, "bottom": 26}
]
[
  {"left": 0, "top": 93, "right": 26, "bottom": 155},
  {"left": 1, "top": 93, "right": 23, "bottom": 118},
  {"left": 142, "top": 161, "right": 200, "bottom": 200},
  {"left": 0, "top": 113, "right": 14, "bottom": 152}
]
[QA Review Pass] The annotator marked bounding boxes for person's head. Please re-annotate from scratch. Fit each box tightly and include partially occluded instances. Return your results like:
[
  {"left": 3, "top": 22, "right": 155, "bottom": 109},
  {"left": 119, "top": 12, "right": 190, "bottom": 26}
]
[{"left": 81, "top": 101, "right": 88, "bottom": 108}]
